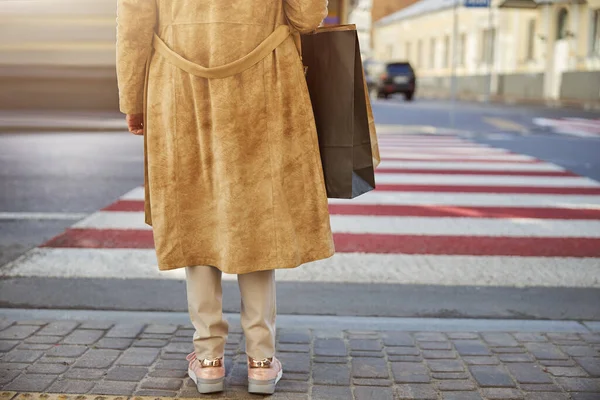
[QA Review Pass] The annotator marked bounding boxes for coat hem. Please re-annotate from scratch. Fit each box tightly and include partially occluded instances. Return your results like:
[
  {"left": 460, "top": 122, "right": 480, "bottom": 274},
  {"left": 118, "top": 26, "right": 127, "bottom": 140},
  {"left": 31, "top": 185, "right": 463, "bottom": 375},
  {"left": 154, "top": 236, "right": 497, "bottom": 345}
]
[{"left": 156, "top": 248, "right": 336, "bottom": 274}]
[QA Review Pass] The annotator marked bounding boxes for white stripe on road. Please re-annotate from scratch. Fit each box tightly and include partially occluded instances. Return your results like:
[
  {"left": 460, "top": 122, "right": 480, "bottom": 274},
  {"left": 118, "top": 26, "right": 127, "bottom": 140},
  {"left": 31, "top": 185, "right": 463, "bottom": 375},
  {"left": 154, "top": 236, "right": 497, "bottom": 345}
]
[
  {"left": 72, "top": 211, "right": 600, "bottom": 238},
  {"left": 373, "top": 174, "right": 600, "bottom": 187},
  {"left": 380, "top": 147, "right": 509, "bottom": 154},
  {"left": 0, "top": 212, "right": 88, "bottom": 221},
  {"left": 380, "top": 153, "right": 537, "bottom": 161},
  {"left": 3, "top": 247, "right": 599, "bottom": 288},
  {"left": 378, "top": 161, "right": 565, "bottom": 172}
]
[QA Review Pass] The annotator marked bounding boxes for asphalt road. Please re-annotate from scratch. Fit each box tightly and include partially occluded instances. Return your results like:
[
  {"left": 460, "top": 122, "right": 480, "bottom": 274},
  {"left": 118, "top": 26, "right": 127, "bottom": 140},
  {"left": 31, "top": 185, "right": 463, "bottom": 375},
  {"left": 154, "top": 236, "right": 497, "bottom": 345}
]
[{"left": 1, "top": 99, "right": 599, "bottom": 320}]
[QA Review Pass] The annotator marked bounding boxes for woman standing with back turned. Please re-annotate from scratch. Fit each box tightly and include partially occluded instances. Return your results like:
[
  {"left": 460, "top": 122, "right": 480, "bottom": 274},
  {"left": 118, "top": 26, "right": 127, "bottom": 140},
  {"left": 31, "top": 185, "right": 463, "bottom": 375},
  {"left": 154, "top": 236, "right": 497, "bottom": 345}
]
[{"left": 116, "top": 0, "right": 334, "bottom": 395}]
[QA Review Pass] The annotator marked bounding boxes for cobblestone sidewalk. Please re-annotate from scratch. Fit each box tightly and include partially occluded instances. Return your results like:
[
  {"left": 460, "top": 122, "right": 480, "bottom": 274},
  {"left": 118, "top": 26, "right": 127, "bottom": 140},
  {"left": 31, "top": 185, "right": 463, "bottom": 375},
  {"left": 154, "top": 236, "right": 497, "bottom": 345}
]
[{"left": 1, "top": 319, "right": 599, "bottom": 399}]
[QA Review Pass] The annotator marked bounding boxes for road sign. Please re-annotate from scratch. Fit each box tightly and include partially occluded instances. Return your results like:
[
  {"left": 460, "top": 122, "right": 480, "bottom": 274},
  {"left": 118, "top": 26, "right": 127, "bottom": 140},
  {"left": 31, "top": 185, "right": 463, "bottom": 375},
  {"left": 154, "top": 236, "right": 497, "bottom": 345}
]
[{"left": 464, "top": 0, "right": 491, "bottom": 7}]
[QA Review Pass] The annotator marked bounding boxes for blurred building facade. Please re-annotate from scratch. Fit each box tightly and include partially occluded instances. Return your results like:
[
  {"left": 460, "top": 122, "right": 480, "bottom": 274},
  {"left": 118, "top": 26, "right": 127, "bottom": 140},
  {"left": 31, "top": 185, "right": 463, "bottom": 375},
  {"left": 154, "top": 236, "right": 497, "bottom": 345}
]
[
  {"left": 0, "top": 0, "right": 373, "bottom": 111},
  {"left": 373, "top": 0, "right": 600, "bottom": 103}
]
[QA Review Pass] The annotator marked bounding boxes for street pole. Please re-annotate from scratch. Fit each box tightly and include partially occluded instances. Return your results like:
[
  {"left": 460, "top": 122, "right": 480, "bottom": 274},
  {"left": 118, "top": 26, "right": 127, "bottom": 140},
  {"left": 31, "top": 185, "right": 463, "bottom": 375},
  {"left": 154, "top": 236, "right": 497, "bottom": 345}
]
[{"left": 450, "top": 0, "right": 459, "bottom": 128}]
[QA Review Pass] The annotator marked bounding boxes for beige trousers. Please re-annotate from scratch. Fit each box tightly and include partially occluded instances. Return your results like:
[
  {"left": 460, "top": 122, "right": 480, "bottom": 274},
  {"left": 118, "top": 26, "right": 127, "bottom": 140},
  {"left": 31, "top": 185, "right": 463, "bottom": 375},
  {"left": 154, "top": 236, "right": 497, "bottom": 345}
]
[{"left": 185, "top": 265, "right": 276, "bottom": 360}]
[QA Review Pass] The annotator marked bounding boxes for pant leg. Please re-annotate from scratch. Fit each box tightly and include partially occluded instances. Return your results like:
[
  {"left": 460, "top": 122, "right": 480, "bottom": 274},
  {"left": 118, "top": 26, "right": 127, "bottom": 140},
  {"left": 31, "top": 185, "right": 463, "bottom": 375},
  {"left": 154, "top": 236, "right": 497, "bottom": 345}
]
[
  {"left": 237, "top": 269, "right": 277, "bottom": 360},
  {"left": 185, "top": 265, "right": 229, "bottom": 359}
]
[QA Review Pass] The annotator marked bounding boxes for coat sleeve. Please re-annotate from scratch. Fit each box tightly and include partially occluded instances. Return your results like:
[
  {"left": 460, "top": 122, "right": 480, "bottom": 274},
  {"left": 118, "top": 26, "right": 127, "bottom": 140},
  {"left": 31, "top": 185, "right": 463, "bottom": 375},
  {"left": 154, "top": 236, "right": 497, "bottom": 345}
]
[
  {"left": 283, "top": 0, "right": 328, "bottom": 34},
  {"left": 116, "top": 0, "right": 157, "bottom": 115}
]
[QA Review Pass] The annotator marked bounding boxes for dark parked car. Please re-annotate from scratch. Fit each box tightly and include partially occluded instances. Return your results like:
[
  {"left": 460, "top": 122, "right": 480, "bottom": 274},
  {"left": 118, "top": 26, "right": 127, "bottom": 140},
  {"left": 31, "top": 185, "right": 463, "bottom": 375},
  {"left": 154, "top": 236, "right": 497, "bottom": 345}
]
[{"left": 375, "top": 62, "right": 416, "bottom": 101}]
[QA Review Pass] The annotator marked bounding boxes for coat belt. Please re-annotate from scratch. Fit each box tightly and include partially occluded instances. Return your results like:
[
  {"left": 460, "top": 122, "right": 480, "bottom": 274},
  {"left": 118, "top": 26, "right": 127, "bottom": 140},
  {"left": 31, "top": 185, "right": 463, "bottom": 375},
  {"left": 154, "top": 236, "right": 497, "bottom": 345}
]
[{"left": 151, "top": 25, "right": 291, "bottom": 79}]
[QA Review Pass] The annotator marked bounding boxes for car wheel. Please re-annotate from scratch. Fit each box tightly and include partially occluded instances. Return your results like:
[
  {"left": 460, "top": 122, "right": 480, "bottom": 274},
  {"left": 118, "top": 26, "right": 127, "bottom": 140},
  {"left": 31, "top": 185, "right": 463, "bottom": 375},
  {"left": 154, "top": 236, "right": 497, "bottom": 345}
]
[{"left": 404, "top": 92, "right": 414, "bottom": 101}]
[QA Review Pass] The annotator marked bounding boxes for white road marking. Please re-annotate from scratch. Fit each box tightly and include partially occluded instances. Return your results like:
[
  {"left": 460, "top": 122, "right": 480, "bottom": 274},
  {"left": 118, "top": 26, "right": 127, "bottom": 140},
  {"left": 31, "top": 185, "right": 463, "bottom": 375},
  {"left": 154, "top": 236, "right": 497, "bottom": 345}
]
[
  {"left": 378, "top": 161, "right": 565, "bottom": 172},
  {"left": 0, "top": 212, "right": 88, "bottom": 220},
  {"left": 373, "top": 174, "right": 600, "bottom": 187}
]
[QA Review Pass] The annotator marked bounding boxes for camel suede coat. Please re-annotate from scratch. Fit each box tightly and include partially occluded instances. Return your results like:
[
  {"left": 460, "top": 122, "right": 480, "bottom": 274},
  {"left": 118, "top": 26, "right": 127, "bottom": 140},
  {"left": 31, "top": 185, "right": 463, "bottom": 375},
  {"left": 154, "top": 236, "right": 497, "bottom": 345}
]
[{"left": 116, "top": 0, "right": 335, "bottom": 274}]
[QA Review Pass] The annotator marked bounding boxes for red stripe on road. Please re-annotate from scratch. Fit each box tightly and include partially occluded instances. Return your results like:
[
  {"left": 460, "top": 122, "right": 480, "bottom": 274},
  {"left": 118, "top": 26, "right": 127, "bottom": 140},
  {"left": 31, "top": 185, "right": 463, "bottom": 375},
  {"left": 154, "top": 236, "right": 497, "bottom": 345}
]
[
  {"left": 374, "top": 184, "right": 600, "bottom": 195},
  {"left": 105, "top": 200, "right": 600, "bottom": 220},
  {"left": 380, "top": 157, "right": 541, "bottom": 164},
  {"left": 41, "top": 229, "right": 600, "bottom": 257},
  {"left": 375, "top": 169, "right": 576, "bottom": 177}
]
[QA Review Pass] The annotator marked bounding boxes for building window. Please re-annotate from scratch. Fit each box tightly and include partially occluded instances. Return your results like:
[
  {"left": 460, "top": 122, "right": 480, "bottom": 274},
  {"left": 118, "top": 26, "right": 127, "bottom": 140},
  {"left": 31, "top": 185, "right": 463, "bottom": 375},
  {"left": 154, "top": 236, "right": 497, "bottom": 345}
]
[
  {"left": 443, "top": 35, "right": 450, "bottom": 68},
  {"left": 405, "top": 42, "right": 412, "bottom": 61},
  {"left": 458, "top": 33, "right": 467, "bottom": 66},
  {"left": 592, "top": 9, "right": 600, "bottom": 56},
  {"left": 557, "top": 8, "right": 569, "bottom": 40},
  {"left": 417, "top": 40, "right": 423, "bottom": 67},
  {"left": 527, "top": 19, "right": 536, "bottom": 60},
  {"left": 481, "top": 28, "right": 495, "bottom": 65},
  {"left": 429, "top": 38, "right": 436, "bottom": 68}
]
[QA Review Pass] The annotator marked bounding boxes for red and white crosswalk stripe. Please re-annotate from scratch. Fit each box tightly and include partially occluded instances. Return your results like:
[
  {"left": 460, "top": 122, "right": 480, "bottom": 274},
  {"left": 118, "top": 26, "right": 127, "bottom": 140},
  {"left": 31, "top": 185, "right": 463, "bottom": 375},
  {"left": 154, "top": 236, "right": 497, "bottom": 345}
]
[
  {"left": 3, "top": 133, "right": 600, "bottom": 287},
  {"left": 533, "top": 117, "right": 600, "bottom": 137}
]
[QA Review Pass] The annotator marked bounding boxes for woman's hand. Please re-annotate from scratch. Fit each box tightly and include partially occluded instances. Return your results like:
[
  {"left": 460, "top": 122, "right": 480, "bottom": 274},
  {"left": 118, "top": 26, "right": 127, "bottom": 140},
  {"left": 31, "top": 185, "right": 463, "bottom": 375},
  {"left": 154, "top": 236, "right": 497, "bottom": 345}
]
[{"left": 126, "top": 113, "right": 144, "bottom": 135}]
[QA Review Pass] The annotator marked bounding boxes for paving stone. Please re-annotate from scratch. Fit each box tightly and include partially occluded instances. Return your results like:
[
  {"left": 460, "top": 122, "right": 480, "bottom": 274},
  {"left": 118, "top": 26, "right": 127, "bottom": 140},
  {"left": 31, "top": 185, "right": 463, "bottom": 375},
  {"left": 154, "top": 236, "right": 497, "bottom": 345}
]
[
  {"left": 447, "top": 333, "right": 479, "bottom": 340},
  {"left": 174, "top": 328, "right": 195, "bottom": 337},
  {"left": 433, "top": 372, "right": 470, "bottom": 380},
  {"left": 2, "top": 349, "right": 44, "bottom": 363},
  {"left": 422, "top": 350, "right": 456, "bottom": 359},
  {"left": 513, "top": 333, "right": 548, "bottom": 343},
  {"left": 354, "top": 386, "right": 394, "bottom": 400},
  {"left": 469, "top": 365, "right": 516, "bottom": 387},
  {"left": 155, "top": 358, "right": 188, "bottom": 370},
  {"left": 546, "top": 366, "right": 588, "bottom": 377},
  {"left": 131, "top": 338, "right": 169, "bottom": 347},
  {"left": 46, "top": 344, "right": 88, "bottom": 357},
  {"left": 353, "top": 378, "right": 393, "bottom": 386},
  {"left": 419, "top": 341, "right": 451, "bottom": 350},
  {"left": 105, "top": 323, "right": 145, "bottom": 338},
  {"left": 116, "top": 347, "right": 159, "bottom": 366},
  {"left": 148, "top": 368, "right": 187, "bottom": 378},
  {"left": 37, "top": 321, "right": 78, "bottom": 336},
  {"left": 311, "top": 385, "right": 352, "bottom": 400},
  {"left": 426, "top": 359, "right": 464, "bottom": 372},
  {"left": 313, "top": 356, "right": 348, "bottom": 364},
  {"left": 389, "top": 355, "right": 423, "bottom": 362},
  {"left": 442, "top": 392, "right": 483, "bottom": 400},
  {"left": 277, "top": 343, "right": 310, "bottom": 353},
  {"left": 396, "top": 383, "right": 438, "bottom": 399},
  {"left": 24, "top": 335, "right": 62, "bottom": 344},
  {"left": 105, "top": 366, "right": 148, "bottom": 381},
  {"left": 276, "top": 380, "right": 309, "bottom": 393},
  {"left": 159, "top": 352, "right": 186, "bottom": 360},
  {"left": 351, "top": 350, "right": 385, "bottom": 357},
  {"left": 278, "top": 353, "right": 310, "bottom": 373},
  {"left": 143, "top": 324, "right": 178, "bottom": 334},
  {"left": 462, "top": 356, "right": 500, "bottom": 365},
  {"left": 15, "top": 320, "right": 47, "bottom": 326},
  {"left": 483, "top": 333, "right": 520, "bottom": 347},
  {"left": 78, "top": 321, "right": 114, "bottom": 330},
  {"left": 415, "top": 333, "right": 447, "bottom": 342},
  {"left": 579, "top": 333, "right": 600, "bottom": 344},
  {"left": 312, "top": 363, "right": 351, "bottom": 385},
  {"left": 47, "top": 378, "right": 96, "bottom": 393},
  {"left": 0, "top": 362, "right": 32, "bottom": 371},
  {"left": 454, "top": 340, "right": 492, "bottom": 356},
  {"left": 575, "top": 357, "right": 600, "bottom": 376},
  {"left": 524, "top": 394, "right": 569, "bottom": 400},
  {"left": 0, "top": 369, "right": 19, "bottom": 385},
  {"left": 63, "top": 367, "right": 107, "bottom": 380},
  {"left": 140, "top": 333, "right": 172, "bottom": 340},
  {"left": 281, "top": 372, "right": 310, "bottom": 381},
  {"left": 91, "top": 380, "right": 137, "bottom": 395},
  {"left": 481, "top": 388, "right": 525, "bottom": 399},
  {"left": 38, "top": 356, "right": 76, "bottom": 365},
  {"left": 386, "top": 346, "right": 420, "bottom": 356},
  {"left": 0, "top": 320, "right": 14, "bottom": 330},
  {"left": 525, "top": 343, "right": 568, "bottom": 360},
  {"left": 538, "top": 359, "right": 576, "bottom": 367},
  {"left": 352, "top": 357, "right": 389, "bottom": 379},
  {"left": 16, "top": 343, "right": 54, "bottom": 350},
  {"left": 163, "top": 341, "right": 193, "bottom": 354},
  {"left": 547, "top": 333, "right": 580, "bottom": 341},
  {"left": 134, "top": 389, "right": 179, "bottom": 396},
  {"left": 436, "top": 379, "right": 476, "bottom": 391},
  {"left": 4, "top": 373, "right": 57, "bottom": 391},
  {"left": 350, "top": 339, "right": 382, "bottom": 351},
  {"left": 559, "top": 345, "right": 596, "bottom": 357},
  {"left": 73, "top": 348, "right": 120, "bottom": 368},
  {"left": 498, "top": 353, "right": 535, "bottom": 363},
  {"left": 506, "top": 363, "right": 553, "bottom": 384},
  {"left": 348, "top": 332, "right": 380, "bottom": 339},
  {"left": 140, "top": 377, "right": 183, "bottom": 390},
  {"left": 27, "top": 363, "right": 69, "bottom": 374},
  {"left": 313, "top": 329, "right": 344, "bottom": 339},
  {"left": 0, "top": 325, "right": 40, "bottom": 340},
  {"left": 0, "top": 340, "right": 18, "bottom": 352},
  {"left": 492, "top": 347, "right": 527, "bottom": 354},
  {"left": 382, "top": 332, "right": 414, "bottom": 347},
  {"left": 555, "top": 377, "right": 600, "bottom": 392},
  {"left": 314, "top": 338, "right": 347, "bottom": 356},
  {"left": 95, "top": 337, "right": 133, "bottom": 350},
  {"left": 63, "top": 329, "right": 104, "bottom": 345},
  {"left": 570, "top": 394, "right": 600, "bottom": 400},
  {"left": 391, "top": 362, "right": 431, "bottom": 383},
  {"left": 520, "top": 384, "right": 561, "bottom": 392},
  {"left": 277, "top": 331, "right": 311, "bottom": 344}
]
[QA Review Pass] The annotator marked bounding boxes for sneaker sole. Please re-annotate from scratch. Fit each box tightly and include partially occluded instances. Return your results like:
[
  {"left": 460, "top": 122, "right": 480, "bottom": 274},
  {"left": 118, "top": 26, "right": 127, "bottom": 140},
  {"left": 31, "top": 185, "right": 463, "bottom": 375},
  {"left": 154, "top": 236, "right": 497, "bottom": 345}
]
[
  {"left": 247, "top": 369, "right": 283, "bottom": 394},
  {"left": 188, "top": 368, "right": 224, "bottom": 394}
]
